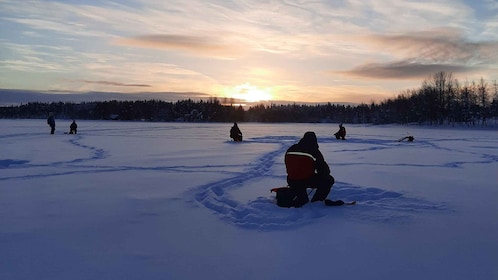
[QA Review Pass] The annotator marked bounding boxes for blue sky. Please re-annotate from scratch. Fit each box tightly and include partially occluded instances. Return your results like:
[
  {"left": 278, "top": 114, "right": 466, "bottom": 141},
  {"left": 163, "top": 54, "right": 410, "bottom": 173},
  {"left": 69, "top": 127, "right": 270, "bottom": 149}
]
[{"left": 1, "top": 0, "right": 497, "bottom": 104}]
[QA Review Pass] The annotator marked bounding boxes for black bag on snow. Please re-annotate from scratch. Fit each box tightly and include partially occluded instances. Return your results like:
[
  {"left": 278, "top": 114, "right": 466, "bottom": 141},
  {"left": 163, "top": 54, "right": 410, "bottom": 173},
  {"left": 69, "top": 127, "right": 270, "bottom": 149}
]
[{"left": 270, "top": 187, "right": 298, "bottom": 208}]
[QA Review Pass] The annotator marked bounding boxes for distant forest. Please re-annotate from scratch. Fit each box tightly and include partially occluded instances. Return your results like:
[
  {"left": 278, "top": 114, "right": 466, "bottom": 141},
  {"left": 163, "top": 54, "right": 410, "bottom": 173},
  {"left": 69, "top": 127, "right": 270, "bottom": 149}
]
[{"left": 1, "top": 72, "right": 498, "bottom": 126}]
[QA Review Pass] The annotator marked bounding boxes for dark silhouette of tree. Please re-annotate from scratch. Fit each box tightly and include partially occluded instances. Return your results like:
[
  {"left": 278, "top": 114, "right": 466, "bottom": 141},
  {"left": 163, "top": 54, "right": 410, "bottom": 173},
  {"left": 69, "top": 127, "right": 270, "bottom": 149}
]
[
  {"left": 476, "top": 78, "right": 490, "bottom": 125},
  {"left": 491, "top": 81, "right": 498, "bottom": 125},
  {"left": 1, "top": 71, "right": 497, "bottom": 125}
]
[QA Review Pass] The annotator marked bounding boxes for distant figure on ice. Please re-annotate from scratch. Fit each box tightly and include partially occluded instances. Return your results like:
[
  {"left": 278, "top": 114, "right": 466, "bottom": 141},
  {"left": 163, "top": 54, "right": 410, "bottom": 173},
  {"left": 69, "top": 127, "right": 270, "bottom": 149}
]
[
  {"left": 334, "top": 123, "right": 346, "bottom": 140},
  {"left": 284, "top": 131, "right": 345, "bottom": 207},
  {"left": 398, "top": 135, "right": 414, "bottom": 142},
  {"left": 47, "top": 112, "right": 56, "bottom": 134},
  {"left": 69, "top": 120, "right": 78, "bottom": 134},
  {"left": 230, "top": 122, "right": 243, "bottom": 142}
]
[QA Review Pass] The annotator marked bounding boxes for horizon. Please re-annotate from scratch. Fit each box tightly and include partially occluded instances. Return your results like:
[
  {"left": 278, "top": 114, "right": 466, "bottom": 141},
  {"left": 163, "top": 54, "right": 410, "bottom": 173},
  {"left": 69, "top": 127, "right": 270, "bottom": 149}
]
[
  {"left": 1, "top": 1, "right": 497, "bottom": 104},
  {"left": 0, "top": 88, "right": 361, "bottom": 107}
]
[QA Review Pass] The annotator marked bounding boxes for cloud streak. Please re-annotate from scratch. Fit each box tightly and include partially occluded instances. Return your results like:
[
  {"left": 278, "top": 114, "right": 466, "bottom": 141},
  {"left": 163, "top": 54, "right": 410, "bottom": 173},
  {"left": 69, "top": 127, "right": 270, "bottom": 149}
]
[
  {"left": 337, "top": 28, "right": 498, "bottom": 79},
  {"left": 339, "top": 61, "right": 475, "bottom": 80},
  {"left": 115, "top": 34, "right": 247, "bottom": 59},
  {"left": 81, "top": 80, "right": 151, "bottom": 88},
  {"left": 364, "top": 29, "right": 498, "bottom": 64}
]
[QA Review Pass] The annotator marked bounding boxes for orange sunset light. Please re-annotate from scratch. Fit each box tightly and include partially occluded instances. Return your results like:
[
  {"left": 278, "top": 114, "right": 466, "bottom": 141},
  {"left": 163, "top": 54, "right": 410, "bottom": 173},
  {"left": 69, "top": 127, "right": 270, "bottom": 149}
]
[{"left": 223, "top": 83, "right": 274, "bottom": 103}]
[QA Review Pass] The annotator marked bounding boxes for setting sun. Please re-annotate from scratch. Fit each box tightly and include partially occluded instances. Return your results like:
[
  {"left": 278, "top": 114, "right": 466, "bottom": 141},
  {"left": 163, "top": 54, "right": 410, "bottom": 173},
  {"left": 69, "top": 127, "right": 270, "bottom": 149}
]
[{"left": 223, "top": 83, "right": 273, "bottom": 103}]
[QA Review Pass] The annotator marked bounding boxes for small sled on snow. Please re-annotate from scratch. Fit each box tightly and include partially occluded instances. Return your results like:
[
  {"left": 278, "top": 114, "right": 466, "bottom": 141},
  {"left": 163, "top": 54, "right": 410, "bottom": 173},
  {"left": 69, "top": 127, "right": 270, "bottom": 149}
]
[{"left": 398, "top": 136, "right": 414, "bottom": 142}]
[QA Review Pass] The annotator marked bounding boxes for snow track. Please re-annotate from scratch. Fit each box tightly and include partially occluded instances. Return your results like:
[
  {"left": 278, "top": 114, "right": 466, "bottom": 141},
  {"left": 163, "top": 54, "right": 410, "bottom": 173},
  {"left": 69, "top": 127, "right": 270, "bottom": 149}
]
[{"left": 191, "top": 136, "right": 447, "bottom": 230}]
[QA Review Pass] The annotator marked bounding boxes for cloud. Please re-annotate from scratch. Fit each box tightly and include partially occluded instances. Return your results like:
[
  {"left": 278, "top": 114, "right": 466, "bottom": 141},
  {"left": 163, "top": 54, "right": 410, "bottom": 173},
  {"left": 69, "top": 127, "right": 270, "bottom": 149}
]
[
  {"left": 339, "top": 61, "right": 474, "bottom": 80},
  {"left": 337, "top": 28, "right": 498, "bottom": 79},
  {"left": 115, "top": 34, "right": 247, "bottom": 59},
  {"left": 365, "top": 28, "right": 497, "bottom": 63},
  {"left": 73, "top": 62, "right": 219, "bottom": 94},
  {"left": 81, "top": 80, "right": 151, "bottom": 88}
]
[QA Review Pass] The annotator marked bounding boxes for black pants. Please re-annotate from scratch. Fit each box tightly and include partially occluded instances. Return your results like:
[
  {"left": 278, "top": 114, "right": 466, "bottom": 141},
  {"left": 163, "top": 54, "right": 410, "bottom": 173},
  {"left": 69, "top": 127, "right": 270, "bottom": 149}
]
[{"left": 288, "top": 174, "right": 335, "bottom": 205}]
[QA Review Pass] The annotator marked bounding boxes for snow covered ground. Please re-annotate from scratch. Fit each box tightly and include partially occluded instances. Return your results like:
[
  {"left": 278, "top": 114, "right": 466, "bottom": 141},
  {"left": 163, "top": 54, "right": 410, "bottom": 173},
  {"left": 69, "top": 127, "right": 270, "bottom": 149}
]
[{"left": 1, "top": 119, "right": 497, "bottom": 280}]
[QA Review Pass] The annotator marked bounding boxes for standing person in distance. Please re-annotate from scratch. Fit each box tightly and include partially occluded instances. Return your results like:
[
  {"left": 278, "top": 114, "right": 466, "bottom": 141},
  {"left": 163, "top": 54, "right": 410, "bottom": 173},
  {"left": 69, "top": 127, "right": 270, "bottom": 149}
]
[
  {"left": 47, "top": 112, "right": 56, "bottom": 134},
  {"left": 230, "top": 122, "right": 243, "bottom": 142}
]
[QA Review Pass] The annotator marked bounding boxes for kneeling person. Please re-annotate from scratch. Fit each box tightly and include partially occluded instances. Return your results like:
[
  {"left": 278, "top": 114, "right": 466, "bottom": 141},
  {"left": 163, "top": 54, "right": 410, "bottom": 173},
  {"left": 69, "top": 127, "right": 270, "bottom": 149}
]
[{"left": 285, "top": 131, "right": 335, "bottom": 207}]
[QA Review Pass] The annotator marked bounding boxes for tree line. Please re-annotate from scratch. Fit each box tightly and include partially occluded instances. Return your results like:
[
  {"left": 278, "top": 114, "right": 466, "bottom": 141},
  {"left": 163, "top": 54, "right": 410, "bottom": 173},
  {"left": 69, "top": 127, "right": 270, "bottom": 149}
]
[
  {"left": 373, "top": 72, "right": 498, "bottom": 126},
  {"left": 1, "top": 72, "right": 497, "bottom": 125}
]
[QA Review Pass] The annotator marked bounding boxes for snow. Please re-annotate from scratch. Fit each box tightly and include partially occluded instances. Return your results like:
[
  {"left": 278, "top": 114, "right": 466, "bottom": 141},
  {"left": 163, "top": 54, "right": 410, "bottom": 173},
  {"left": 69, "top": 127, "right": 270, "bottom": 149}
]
[{"left": 1, "top": 119, "right": 497, "bottom": 280}]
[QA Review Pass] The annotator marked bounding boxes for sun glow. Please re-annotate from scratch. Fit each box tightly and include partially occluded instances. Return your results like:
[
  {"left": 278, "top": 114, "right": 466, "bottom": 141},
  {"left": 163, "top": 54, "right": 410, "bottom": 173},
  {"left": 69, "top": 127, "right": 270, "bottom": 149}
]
[{"left": 223, "top": 83, "right": 273, "bottom": 103}]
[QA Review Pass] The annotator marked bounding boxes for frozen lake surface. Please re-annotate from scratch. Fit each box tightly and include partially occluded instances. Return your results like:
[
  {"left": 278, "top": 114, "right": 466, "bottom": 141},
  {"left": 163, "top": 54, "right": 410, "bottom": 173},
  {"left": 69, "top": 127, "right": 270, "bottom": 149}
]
[{"left": 1, "top": 119, "right": 497, "bottom": 279}]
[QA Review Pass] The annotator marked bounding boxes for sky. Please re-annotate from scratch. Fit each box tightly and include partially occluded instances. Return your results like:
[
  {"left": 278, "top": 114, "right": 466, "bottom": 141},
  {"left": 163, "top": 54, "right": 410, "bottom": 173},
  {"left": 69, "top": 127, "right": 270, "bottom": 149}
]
[{"left": 1, "top": 0, "right": 498, "bottom": 104}]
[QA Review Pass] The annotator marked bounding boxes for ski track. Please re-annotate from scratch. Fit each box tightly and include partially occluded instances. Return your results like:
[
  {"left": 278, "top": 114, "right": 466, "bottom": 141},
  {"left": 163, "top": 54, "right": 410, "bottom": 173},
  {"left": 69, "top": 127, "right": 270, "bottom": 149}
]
[
  {"left": 191, "top": 136, "right": 450, "bottom": 231},
  {"left": 5, "top": 130, "right": 494, "bottom": 230},
  {"left": 0, "top": 134, "right": 109, "bottom": 180}
]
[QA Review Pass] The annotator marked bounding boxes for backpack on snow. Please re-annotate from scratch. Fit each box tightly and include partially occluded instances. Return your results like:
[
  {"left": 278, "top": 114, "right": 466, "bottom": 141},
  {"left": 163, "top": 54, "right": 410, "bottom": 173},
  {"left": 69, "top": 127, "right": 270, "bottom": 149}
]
[{"left": 270, "top": 187, "right": 298, "bottom": 208}]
